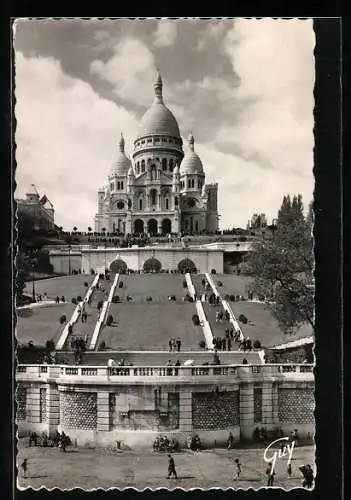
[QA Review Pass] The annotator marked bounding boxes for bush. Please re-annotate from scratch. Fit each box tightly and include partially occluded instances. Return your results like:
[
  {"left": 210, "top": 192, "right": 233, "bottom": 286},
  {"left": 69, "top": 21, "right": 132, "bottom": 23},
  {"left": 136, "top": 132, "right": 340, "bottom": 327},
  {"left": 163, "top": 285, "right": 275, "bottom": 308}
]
[
  {"left": 224, "top": 294, "right": 230, "bottom": 301},
  {"left": 182, "top": 279, "right": 187, "bottom": 288},
  {"left": 90, "top": 268, "right": 95, "bottom": 275},
  {"left": 77, "top": 295, "right": 82, "bottom": 302},
  {"left": 106, "top": 315, "right": 113, "bottom": 326},
  {"left": 239, "top": 314, "right": 248, "bottom": 324},
  {"left": 71, "top": 297, "right": 77, "bottom": 304},
  {"left": 199, "top": 340, "right": 206, "bottom": 349},
  {"left": 229, "top": 294, "right": 235, "bottom": 302},
  {"left": 84, "top": 282, "right": 89, "bottom": 287},
  {"left": 112, "top": 295, "right": 120, "bottom": 303},
  {"left": 253, "top": 340, "right": 261, "bottom": 349},
  {"left": 118, "top": 282, "right": 123, "bottom": 288},
  {"left": 217, "top": 281, "right": 223, "bottom": 287},
  {"left": 211, "top": 269, "right": 217, "bottom": 274},
  {"left": 45, "top": 339, "right": 55, "bottom": 351},
  {"left": 59, "top": 314, "right": 67, "bottom": 324},
  {"left": 192, "top": 314, "right": 200, "bottom": 326},
  {"left": 98, "top": 341, "right": 106, "bottom": 351},
  {"left": 188, "top": 296, "right": 194, "bottom": 303}
]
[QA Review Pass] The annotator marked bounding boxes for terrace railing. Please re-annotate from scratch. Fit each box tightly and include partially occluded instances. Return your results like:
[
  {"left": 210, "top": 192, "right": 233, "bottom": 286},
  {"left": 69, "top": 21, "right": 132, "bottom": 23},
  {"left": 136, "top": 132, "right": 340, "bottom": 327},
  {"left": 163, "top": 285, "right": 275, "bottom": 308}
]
[{"left": 16, "top": 363, "right": 314, "bottom": 382}]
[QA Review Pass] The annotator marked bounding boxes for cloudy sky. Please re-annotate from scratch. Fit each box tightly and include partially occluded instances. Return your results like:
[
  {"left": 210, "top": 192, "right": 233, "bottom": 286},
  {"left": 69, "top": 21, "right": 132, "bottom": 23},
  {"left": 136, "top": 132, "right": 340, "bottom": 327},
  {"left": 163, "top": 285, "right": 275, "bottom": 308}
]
[{"left": 14, "top": 18, "right": 315, "bottom": 230}]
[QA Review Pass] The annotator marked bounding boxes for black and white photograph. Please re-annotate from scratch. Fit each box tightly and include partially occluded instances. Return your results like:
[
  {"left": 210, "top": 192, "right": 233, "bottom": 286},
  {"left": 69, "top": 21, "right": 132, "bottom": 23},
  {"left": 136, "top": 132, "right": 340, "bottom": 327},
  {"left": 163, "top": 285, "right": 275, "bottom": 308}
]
[{"left": 14, "top": 18, "right": 317, "bottom": 490}]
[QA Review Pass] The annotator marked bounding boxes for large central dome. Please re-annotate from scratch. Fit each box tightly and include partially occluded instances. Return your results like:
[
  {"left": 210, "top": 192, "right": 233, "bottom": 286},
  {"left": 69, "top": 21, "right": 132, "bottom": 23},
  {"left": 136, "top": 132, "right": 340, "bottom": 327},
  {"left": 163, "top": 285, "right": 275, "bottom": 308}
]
[{"left": 136, "top": 72, "right": 181, "bottom": 139}]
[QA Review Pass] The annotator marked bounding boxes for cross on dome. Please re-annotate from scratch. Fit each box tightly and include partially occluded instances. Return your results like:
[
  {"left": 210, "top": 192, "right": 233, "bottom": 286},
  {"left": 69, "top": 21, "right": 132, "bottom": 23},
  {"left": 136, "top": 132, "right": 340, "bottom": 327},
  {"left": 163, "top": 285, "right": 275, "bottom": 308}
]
[
  {"left": 118, "top": 132, "right": 125, "bottom": 152},
  {"left": 153, "top": 69, "right": 163, "bottom": 103},
  {"left": 188, "top": 133, "right": 195, "bottom": 151}
]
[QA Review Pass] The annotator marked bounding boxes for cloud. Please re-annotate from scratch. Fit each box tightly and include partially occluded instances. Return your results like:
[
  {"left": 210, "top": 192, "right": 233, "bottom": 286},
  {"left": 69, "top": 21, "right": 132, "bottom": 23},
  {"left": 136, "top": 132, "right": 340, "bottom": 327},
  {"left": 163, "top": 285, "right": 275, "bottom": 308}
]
[
  {"left": 153, "top": 20, "right": 177, "bottom": 47},
  {"left": 14, "top": 19, "right": 315, "bottom": 230},
  {"left": 15, "top": 51, "right": 139, "bottom": 230},
  {"left": 90, "top": 37, "right": 156, "bottom": 106}
]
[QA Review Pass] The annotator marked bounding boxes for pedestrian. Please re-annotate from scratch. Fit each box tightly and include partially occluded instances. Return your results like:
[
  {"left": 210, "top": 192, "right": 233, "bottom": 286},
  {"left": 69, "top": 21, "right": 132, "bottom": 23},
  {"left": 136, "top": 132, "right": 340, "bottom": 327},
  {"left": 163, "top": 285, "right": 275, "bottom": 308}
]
[
  {"left": 169, "top": 339, "right": 173, "bottom": 352},
  {"left": 68, "top": 323, "right": 73, "bottom": 335},
  {"left": 61, "top": 295, "right": 65, "bottom": 302},
  {"left": 176, "top": 338, "right": 181, "bottom": 352},
  {"left": 21, "top": 458, "right": 28, "bottom": 478},
  {"left": 266, "top": 466, "right": 275, "bottom": 486},
  {"left": 299, "top": 464, "right": 314, "bottom": 489},
  {"left": 167, "top": 454, "right": 177, "bottom": 479},
  {"left": 234, "top": 458, "right": 241, "bottom": 480},
  {"left": 227, "top": 338, "right": 232, "bottom": 351},
  {"left": 55, "top": 296, "right": 60, "bottom": 304},
  {"left": 287, "top": 463, "right": 292, "bottom": 478}
]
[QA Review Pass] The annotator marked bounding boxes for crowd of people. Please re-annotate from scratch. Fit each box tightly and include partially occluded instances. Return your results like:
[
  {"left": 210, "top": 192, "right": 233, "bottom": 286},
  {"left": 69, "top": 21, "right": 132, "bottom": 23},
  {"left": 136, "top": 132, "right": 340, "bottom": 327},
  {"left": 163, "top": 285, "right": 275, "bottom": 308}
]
[
  {"left": 27, "top": 430, "right": 71, "bottom": 451},
  {"left": 153, "top": 435, "right": 179, "bottom": 453}
]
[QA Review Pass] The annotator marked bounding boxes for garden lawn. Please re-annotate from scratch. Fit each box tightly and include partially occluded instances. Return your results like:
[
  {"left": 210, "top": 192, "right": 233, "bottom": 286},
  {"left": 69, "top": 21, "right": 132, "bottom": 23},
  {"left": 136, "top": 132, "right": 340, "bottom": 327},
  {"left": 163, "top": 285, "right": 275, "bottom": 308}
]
[
  {"left": 215, "top": 274, "right": 253, "bottom": 298},
  {"left": 230, "top": 301, "right": 313, "bottom": 348},
  {"left": 96, "top": 302, "right": 204, "bottom": 350},
  {"left": 115, "top": 274, "right": 187, "bottom": 303},
  {"left": 16, "top": 303, "right": 75, "bottom": 347},
  {"left": 23, "top": 275, "right": 93, "bottom": 301}
]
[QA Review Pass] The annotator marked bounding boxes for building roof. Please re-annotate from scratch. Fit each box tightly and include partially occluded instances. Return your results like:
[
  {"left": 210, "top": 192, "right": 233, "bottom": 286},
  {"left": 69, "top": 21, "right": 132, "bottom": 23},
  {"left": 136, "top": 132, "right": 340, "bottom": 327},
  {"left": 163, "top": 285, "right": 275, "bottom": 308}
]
[
  {"left": 136, "top": 72, "right": 181, "bottom": 139},
  {"left": 110, "top": 133, "right": 132, "bottom": 176},
  {"left": 180, "top": 134, "right": 204, "bottom": 174}
]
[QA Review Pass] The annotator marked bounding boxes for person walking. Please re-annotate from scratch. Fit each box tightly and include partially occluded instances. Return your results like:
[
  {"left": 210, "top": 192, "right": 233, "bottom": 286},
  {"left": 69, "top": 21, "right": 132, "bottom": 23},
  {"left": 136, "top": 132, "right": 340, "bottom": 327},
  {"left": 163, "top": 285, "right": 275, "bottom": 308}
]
[
  {"left": 21, "top": 458, "right": 28, "bottom": 478},
  {"left": 234, "top": 458, "right": 241, "bottom": 480},
  {"left": 287, "top": 463, "right": 292, "bottom": 478},
  {"left": 266, "top": 466, "right": 275, "bottom": 486},
  {"left": 176, "top": 338, "right": 181, "bottom": 352},
  {"left": 167, "top": 454, "right": 177, "bottom": 479}
]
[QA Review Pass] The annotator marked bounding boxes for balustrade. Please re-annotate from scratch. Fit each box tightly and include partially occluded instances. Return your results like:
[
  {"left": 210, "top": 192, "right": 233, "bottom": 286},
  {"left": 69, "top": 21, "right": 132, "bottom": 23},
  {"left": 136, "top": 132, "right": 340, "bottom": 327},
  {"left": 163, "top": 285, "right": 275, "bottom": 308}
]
[{"left": 17, "top": 363, "right": 314, "bottom": 381}]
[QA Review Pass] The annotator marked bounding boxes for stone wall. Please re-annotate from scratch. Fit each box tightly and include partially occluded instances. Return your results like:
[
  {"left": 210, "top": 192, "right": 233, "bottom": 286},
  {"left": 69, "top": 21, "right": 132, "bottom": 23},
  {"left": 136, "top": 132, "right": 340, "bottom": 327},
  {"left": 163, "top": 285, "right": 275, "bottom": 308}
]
[
  {"left": 16, "top": 368, "right": 315, "bottom": 446},
  {"left": 192, "top": 391, "right": 240, "bottom": 430},
  {"left": 60, "top": 392, "right": 97, "bottom": 430},
  {"left": 78, "top": 248, "right": 224, "bottom": 274},
  {"left": 278, "top": 386, "right": 315, "bottom": 424},
  {"left": 16, "top": 384, "right": 27, "bottom": 421}
]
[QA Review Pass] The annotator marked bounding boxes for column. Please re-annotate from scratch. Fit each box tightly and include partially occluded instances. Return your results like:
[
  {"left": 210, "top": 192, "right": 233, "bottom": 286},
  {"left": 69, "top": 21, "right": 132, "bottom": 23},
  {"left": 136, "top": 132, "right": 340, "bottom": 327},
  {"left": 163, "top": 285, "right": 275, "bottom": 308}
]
[
  {"left": 272, "top": 383, "right": 279, "bottom": 425},
  {"left": 179, "top": 389, "right": 192, "bottom": 433},
  {"left": 261, "top": 381, "right": 274, "bottom": 429},
  {"left": 240, "top": 382, "right": 254, "bottom": 441},
  {"left": 97, "top": 391, "right": 110, "bottom": 432},
  {"left": 27, "top": 385, "right": 41, "bottom": 424},
  {"left": 158, "top": 220, "right": 162, "bottom": 235},
  {"left": 46, "top": 384, "right": 60, "bottom": 436}
]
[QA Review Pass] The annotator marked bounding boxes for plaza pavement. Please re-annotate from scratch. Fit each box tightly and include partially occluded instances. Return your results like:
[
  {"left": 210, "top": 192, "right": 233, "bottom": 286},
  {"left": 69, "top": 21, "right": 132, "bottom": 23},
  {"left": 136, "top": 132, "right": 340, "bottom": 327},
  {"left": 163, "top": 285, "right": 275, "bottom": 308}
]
[{"left": 17, "top": 440, "right": 315, "bottom": 491}]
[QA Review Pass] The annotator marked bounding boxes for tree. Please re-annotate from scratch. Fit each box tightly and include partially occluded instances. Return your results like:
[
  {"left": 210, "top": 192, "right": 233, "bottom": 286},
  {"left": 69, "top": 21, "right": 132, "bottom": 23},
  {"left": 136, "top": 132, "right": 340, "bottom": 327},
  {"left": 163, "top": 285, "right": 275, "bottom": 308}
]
[
  {"left": 73, "top": 226, "right": 77, "bottom": 233},
  {"left": 244, "top": 194, "right": 314, "bottom": 334},
  {"left": 87, "top": 226, "right": 92, "bottom": 233}
]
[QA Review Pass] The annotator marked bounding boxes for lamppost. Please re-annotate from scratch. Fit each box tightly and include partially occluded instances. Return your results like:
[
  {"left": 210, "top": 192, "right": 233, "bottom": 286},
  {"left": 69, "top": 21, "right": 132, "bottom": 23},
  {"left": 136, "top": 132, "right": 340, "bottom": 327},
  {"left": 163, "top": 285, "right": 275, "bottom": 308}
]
[
  {"left": 68, "top": 244, "right": 72, "bottom": 275},
  {"left": 31, "top": 262, "right": 36, "bottom": 302}
]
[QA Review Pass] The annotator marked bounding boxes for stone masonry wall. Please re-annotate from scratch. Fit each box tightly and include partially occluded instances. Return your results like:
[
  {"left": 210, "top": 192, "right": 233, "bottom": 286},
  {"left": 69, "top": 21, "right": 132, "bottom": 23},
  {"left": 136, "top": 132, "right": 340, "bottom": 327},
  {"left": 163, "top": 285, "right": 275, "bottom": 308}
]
[
  {"left": 192, "top": 391, "right": 239, "bottom": 430},
  {"left": 112, "top": 392, "right": 179, "bottom": 431},
  {"left": 60, "top": 392, "right": 97, "bottom": 430},
  {"left": 16, "top": 384, "right": 27, "bottom": 421},
  {"left": 40, "top": 388, "right": 47, "bottom": 423},
  {"left": 278, "top": 388, "right": 315, "bottom": 424}
]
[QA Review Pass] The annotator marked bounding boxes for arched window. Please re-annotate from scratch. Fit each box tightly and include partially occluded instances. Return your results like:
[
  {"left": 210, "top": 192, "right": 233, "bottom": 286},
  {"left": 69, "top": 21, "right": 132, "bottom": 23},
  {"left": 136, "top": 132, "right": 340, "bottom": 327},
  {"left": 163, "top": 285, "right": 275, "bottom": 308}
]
[
  {"left": 165, "top": 198, "right": 169, "bottom": 210},
  {"left": 169, "top": 159, "right": 174, "bottom": 172},
  {"left": 141, "top": 160, "right": 145, "bottom": 173},
  {"left": 139, "top": 199, "right": 143, "bottom": 210},
  {"left": 198, "top": 179, "right": 201, "bottom": 189},
  {"left": 117, "top": 181, "right": 120, "bottom": 190},
  {"left": 191, "top": 179, "right": 194, "bottom": 188},
  {"left": 110, "top": 182, "right": 114, "bottom": 191},
  {"left": 121, "top": 181, "right": 124, "bottom": 190},
  {"left": 150, "top": 189, "right": 157, "bottom": 205},
  {"left": 188, "top": 179, "right": 191, "bottom": 189},
  {"left": 136, "top": 162, "right": 140, "bottom": 174},
  {"left": 175, "top": 197, "right": 178, "bottom": 207},
  {"left": 162, "top": 158, "right": 167, "bottom": 171}
]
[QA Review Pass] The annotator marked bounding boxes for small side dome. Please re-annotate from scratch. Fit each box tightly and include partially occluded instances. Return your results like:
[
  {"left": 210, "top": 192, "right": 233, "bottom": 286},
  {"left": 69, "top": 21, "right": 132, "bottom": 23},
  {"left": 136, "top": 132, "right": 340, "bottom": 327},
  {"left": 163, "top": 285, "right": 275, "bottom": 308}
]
[
  {"left": 180, "top": 133, "right": 204, "bottom": 174},
  {"left": 110, "top": 132, "right": 132, "bottom": 176}
]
